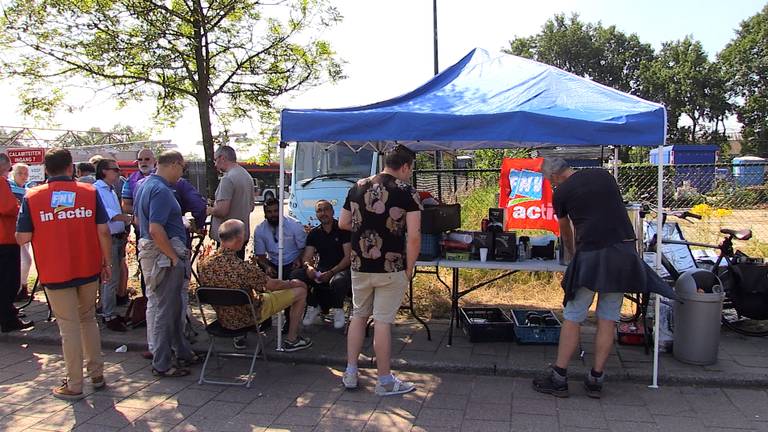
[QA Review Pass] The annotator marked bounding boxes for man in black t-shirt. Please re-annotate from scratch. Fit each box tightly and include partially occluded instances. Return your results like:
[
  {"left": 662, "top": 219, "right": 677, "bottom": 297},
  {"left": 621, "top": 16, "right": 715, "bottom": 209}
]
[
  {"left": 293, "top": 200, "right": 351, "bottom": 330},
  {"left": 534, "top": 158, "right": 674, "bottom": 400},
  {"left": 339, "top": 145, "right": 421, "bottom": 397}
]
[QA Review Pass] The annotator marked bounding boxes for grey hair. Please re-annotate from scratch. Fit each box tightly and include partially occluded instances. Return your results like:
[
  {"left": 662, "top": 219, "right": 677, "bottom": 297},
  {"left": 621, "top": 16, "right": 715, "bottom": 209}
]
[
  {"left": 215, "top": 145, "right": 237, "bottom": 162},
  {"left": 541, "top": 157, "right": 570, "bottom": 177},
  {"left": 12, "top": 163, "right": 29, "bottom": 175},
  {"left": 219, "top": 219, "right": 245, "bottom": 242},
  {"left": 0, "top": 153, "right": 10, "bottom": 164}
]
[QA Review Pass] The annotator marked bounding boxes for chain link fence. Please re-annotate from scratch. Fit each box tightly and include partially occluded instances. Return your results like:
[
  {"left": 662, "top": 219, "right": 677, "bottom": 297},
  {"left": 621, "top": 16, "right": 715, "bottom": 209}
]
[{"left": 413, "top": 162, "right": 768, "bottom": 257}]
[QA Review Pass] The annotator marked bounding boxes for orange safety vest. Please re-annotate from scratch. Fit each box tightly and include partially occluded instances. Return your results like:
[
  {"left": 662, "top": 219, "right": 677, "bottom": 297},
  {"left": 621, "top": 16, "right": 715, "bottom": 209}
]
[{"left": 26, "top": 181, "right": 102, "bottom": 286}]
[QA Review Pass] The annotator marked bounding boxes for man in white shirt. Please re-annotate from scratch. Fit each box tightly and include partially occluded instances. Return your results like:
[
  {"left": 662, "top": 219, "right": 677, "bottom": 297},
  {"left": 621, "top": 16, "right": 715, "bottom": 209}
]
[{"left": 93, "top": 159, "right": 132, "bottom": 332}]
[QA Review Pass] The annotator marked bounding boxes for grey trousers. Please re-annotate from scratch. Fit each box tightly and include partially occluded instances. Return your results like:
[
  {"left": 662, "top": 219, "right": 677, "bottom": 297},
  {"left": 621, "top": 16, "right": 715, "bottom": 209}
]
[
  {"left": 100, "top": 237, "right": 125, "bottom": 319},
  {"left": 150, "top": 263, "right": 194, "bottom": 372}
]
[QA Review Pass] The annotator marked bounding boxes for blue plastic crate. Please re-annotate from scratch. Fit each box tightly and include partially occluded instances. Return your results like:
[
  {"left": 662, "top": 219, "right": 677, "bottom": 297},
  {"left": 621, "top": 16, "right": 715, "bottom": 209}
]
[
  {"left": 511, "top": 309, "right": 561, "bottom": 345},
  {"left": 419, "top": 233, "right": 440, "bottom": 260}
]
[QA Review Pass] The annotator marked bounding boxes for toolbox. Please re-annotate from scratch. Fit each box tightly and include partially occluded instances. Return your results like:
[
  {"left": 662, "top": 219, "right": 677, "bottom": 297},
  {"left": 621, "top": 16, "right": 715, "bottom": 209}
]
[
  {"left": 460, "top": 307, "right": 516, "bottom": 343},
  {"left": 510, "top": 309, "right": 561, "bottom": 345}
]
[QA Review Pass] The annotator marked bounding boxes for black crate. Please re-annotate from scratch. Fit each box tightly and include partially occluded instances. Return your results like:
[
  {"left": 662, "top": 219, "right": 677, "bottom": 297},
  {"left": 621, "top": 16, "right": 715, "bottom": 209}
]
[
  {"left": 460, "top": 307, "right": 515, "bottom": 343},
  {"left": 510, "top": 309, "right": 561, "bottom": 345}
]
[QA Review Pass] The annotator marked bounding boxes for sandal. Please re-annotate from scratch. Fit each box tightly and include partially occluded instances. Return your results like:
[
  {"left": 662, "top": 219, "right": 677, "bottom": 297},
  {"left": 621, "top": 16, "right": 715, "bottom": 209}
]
[
  {"left": 177, "top": 354, "right": 202, "bottom": 368},
  {"left": 152, "top": 367, "right": 190, "bottom": 378},
  {"left": 92, "top": 376, "right": 106, "bottom": 390}
]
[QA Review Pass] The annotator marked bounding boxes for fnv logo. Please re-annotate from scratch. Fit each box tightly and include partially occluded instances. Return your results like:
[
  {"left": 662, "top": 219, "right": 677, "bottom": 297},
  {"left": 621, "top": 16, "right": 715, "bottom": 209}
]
[
  {"left": 38, "top": 191, "right": 93, "bottom": 222},
  {"left": 507, "top": 169, "right": 543, "bottom": 206}
]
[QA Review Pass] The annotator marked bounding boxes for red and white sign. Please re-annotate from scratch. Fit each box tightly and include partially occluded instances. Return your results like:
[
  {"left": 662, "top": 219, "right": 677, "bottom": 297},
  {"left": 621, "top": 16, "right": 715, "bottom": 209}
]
[
  {"left": 7, "top": 147, "right": 45, "bottom": 164},
  {"left": 499, "top": 157, "right": 559, "bottom": 234}
]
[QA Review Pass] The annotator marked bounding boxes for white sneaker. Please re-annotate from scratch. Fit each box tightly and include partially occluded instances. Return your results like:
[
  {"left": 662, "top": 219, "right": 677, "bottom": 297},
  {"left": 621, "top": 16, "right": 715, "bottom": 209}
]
[
  {"left": 303, "top": 306, "right": 321, "bottom": 326},
  {"left": 333, "top": 308, "right": 346, "bottom": 329},
  {"left": 342, "top": 370, "right": 358, "bottom": 389},
  {"left": 375, "top": 376, "right": 416, "bottom": 396}
]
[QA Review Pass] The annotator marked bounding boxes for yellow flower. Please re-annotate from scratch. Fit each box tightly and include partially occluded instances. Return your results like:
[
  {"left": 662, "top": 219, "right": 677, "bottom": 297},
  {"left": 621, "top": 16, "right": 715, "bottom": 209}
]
[
  {"left": 690, "top": 203, "right": 712, "bottom": 218},
  {"left": 713, "top": 208, "right": 733, "bottom": 218}
]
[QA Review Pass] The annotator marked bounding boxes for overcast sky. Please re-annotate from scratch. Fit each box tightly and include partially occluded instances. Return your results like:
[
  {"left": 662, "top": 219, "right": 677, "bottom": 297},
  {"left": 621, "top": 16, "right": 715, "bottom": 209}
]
[{"left": 0, "top": 0, "right": 764, "bottom": 155}]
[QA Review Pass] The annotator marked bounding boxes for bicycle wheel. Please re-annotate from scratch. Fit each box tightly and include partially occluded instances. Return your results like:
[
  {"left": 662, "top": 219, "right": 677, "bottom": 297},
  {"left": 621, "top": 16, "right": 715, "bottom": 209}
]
[{"left": 717, "top": 266, "right": 768, "bottom": 337}]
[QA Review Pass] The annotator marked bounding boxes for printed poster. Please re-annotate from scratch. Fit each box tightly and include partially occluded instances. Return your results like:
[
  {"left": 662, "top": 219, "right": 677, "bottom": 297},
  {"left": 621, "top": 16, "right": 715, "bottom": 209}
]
[{"left": 499, "top": 157, "right": 559, "bottom": 234}]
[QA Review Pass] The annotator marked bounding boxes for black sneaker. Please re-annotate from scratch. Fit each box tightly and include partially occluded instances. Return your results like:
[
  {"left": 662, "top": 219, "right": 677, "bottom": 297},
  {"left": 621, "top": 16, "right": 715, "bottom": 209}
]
[
  {"left": 283, "top": 335, "right": 312, "bottom": 352},
  {"left": 584, "top": 371, "right": 604, "bottom": 399},
  {"left": 532, "top": 367, "right": 569, "bottom": 398}
]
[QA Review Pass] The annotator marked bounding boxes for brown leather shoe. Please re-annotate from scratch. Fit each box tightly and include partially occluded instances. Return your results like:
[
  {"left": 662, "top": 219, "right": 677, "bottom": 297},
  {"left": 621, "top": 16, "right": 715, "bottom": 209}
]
[{"left": 141, "top": 351, "right": 154, "bottom": 360}]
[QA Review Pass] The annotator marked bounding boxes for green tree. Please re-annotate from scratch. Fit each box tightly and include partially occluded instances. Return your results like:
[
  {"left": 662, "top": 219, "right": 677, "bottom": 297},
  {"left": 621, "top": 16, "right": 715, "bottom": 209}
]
[
  {"left": 719, "top": 4, "right": 768, "bottom": 156},
  {"left": 504, "top": 14, "right": 654, "bottom": 96},
  {"left": 0, "top": 0, "right": 343, "bottom": 197}
]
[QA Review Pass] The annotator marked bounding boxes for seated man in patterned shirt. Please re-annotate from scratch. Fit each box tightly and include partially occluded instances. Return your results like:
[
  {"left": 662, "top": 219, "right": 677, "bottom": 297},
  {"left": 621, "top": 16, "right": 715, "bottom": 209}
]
[{"left": 197, "top": 219, "right": 312, "bottom": 352}]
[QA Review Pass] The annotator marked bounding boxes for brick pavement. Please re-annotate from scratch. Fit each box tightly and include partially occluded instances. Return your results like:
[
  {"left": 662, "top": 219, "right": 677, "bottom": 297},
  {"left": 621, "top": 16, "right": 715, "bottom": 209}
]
[{"left": 0, "top": 341, "right": 767, "bottom": 432}]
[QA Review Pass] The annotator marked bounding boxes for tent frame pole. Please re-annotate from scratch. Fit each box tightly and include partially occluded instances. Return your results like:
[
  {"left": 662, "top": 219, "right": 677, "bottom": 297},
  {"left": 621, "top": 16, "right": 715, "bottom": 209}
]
[
  {"left": 650, "top": 114, "right": 668, "bottom": 389},
  {"left": 276, "top": 141, "right": 287, "bottom": 352}
]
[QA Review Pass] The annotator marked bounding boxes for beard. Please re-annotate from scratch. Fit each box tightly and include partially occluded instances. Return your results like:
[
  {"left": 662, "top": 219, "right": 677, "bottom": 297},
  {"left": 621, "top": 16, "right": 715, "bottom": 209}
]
[
  {"left": 267, "top": 217, "right": 279, "bottom": 226},
  {"left": 138, "top": 166, "right": 152, "bottom": 175}
]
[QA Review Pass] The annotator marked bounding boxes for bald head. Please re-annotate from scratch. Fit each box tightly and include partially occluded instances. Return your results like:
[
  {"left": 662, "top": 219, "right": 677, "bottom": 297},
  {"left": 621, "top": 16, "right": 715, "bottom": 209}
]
[{"left": 218, "top": 219, "right": 246, "bottom": 250}]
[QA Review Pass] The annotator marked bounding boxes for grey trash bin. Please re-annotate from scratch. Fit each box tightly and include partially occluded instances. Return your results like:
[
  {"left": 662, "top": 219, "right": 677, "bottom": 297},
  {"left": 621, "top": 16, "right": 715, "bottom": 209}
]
[{"left": 673, "top": 270, "right": 724, "bottom": 365}]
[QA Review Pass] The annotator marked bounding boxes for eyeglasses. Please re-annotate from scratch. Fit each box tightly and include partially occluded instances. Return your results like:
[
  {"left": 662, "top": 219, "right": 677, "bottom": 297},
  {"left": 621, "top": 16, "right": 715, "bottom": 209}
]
[{"left": 137, "top": 158, "right": 152, "bottom": 162}]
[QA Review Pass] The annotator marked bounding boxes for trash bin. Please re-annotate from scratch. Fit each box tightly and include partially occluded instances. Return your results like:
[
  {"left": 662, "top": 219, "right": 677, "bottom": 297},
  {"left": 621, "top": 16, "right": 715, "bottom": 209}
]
[{"left": 673, "top": 270, "right": 724, "bottom": 365}]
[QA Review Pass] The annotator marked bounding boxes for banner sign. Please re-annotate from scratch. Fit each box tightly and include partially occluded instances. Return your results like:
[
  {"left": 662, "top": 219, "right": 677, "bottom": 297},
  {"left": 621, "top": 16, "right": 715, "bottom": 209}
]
[
  {"left": 499, "top": 157, "right": 559, "bottom": 234},
  {"left": 7, "top": 148, "right": 45, "bottom": 164}
]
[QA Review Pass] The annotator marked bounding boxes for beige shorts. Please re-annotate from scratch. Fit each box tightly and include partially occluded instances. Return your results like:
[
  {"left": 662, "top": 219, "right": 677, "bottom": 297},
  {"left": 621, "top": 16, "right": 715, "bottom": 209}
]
[{"left": 351, "top": 271, "right": 408, "bottom": 324}]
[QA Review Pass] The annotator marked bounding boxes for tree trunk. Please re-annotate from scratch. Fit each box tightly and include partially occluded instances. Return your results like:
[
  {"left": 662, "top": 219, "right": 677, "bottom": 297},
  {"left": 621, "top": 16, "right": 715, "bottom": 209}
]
[{"left": 192, "top": 8, "right": 218, "bottom": 199}]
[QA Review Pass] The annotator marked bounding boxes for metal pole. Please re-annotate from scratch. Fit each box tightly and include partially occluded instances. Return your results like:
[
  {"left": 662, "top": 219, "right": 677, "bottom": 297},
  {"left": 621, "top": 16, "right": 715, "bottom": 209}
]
[
  {"left": 433, "top": 0, "right": 439, "bottom": 75},
  {"left": 276, "top": 141, "right": 286, "bottom": 351},
  {"left": 651, "top": 111, "right": 668, "bottom": 389},
  {"left": 613, "top": 146, "right": 619, "bottom": 179}
]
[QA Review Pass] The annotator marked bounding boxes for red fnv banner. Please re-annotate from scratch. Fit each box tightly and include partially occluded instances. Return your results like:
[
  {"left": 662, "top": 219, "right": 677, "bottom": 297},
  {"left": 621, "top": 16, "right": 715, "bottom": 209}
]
[{"left": 498, "top": 157, "right": 559, "bottom": 234}]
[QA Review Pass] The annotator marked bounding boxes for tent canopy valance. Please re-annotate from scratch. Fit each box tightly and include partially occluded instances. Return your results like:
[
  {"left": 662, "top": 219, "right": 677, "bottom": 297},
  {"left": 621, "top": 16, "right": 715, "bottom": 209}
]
[{"left": 280, "top": 48, "right": 666, "bottom": 149}]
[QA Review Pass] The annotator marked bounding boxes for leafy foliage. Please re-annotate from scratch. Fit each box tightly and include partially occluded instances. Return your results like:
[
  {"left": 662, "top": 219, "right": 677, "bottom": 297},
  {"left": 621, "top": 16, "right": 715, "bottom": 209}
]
[
  {"left": 0, "top": 0, "right": 344, "bottom": 196},
  {"left": 719, "top": 4, "right": 768, "bottom": 156}
]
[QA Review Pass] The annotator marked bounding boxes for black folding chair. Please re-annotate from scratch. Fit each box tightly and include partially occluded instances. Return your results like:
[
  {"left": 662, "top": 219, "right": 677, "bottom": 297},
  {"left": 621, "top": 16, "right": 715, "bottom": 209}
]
[{"left": 196, "top": 287, "right": 266, "bottom": 388}]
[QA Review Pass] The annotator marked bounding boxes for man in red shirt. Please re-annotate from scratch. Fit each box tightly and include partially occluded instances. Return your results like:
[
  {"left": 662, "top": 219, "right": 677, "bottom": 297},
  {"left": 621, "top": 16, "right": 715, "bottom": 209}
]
[
  {"left": 16, "top": 148, "right": 112, "bottom": 400},
  {"left": 0, "top": 153, "right": 34, "bottom": 333}
]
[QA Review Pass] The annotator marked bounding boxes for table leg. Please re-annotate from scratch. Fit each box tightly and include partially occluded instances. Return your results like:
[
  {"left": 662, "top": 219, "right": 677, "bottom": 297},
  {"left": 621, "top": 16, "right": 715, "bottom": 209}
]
[{"left": 447, "top": 267, "right": 459, "bottom": 347}]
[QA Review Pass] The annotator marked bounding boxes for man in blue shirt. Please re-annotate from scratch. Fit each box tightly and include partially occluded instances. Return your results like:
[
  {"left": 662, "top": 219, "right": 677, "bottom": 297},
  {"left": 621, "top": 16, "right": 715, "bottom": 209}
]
[
  {"left": 93, "top": 159, "right": 133, "bottom": 332},
  {"left": 254, "top": 197, "right": 307, "bottom": 279},
  {"left": 134, "top": 151, "right": 197, "bottom": 377}
]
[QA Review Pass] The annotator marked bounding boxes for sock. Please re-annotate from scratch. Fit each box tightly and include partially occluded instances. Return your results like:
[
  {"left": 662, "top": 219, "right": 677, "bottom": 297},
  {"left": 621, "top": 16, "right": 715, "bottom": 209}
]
[
  {"left": 378, "top": 374, "right": 395, "bottom": 385},
  {"left": 345, "top": 365, "right": 358, "bottom": 375},
  {"left": 591, "top": 369, "right": 604, "bottom": 379},
  {"left": 552, "top": 365, "right": 567, "bottom": 377}
]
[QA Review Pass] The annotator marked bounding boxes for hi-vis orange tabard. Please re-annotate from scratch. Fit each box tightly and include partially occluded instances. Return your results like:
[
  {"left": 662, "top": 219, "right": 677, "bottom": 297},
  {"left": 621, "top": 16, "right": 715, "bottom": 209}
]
[{"left": 498, "top": 158, "right": 559, "bottom": 235}]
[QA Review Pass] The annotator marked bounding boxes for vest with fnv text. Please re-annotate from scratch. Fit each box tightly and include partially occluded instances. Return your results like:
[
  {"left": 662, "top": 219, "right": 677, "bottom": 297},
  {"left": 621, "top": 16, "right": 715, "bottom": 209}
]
[{"left": 26, "top": 181, "right": 102, "bottom": 287}]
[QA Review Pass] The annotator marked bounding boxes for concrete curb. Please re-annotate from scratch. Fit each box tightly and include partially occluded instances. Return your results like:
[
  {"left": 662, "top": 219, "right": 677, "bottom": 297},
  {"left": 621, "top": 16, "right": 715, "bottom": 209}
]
[{"left": 4, "top": 331, "right": 768, "bottom": 389}]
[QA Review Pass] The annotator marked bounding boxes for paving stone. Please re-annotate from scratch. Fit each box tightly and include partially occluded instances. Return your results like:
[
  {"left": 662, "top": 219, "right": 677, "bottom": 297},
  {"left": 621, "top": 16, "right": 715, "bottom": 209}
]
[
  {"left": 294, "top": 390, "right": 343, "bottom": 408},
  {"left": 652, "top": 414, "right": 707, "bottom": 432},
  {"left": 273, "top": 406, "right": 328, "bottom": 426},
  {"left": 724, "top": 388, "right": 768, "bottom": 420},
  {"left": 508, "top": 413, "right": 558, "bottom": 432},
  {"left": 313, "top": 417, "right": 367, "bottom": 432},
  {"left": 464, "top": 402, "right": 510, "bottom": 422},
  {"left": 324, "top": 400, "right": 376, "bottom": 421},
  {"left": 0, "top": 414, "right": 47, "bottom": 432},
  {"left": 243, "top": 396, "right": 294, "bottom": 415},
  {"left": 460, "top": 419, "right": 511, "bottom": 432},
  {"left": 87, "top": 406, "right": 149, "bottom": 427},
  {"left": 413, "top": 407, "right": 464, "bottom": 427},
  {"left": 558, "top": 408, "right": 609, "bottom": 429},
  {"left": 511, "top": 397, "right": 556, "bottom": 415},
  {"left": 118, "top": 420, "right": 177, "bottom": 431},
  {"left": 31, "top": 409, "right": 97, "bottom": 431},
  {"left": 362, "top": 411, "right": 414, "bottom": 432},
  {"left": 607, "top": 420, "right": 660, "bottom": 432},
  {"left": 424, "top": 392, "right": 469, "bottom": 410},
  {"left": 219, "top": 412, "right": 277, "bottom": 431},
  {"left": 603, "top": 406, "right": 655, "bottom": 423},
  {"left": 167, "top": 388, "right": 218, "bottom": 407}
]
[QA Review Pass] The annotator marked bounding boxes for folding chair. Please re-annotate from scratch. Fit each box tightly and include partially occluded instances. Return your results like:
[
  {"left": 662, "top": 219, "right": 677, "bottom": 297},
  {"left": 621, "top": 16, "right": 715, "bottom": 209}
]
[{"left": 196, "top": 287, "right": 267, "bottom": 388}]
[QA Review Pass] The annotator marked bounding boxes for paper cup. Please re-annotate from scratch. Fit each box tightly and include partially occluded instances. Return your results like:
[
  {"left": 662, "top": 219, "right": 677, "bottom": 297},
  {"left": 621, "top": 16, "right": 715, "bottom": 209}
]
[{"left": 479, "top": 248, "right": 489, "bottom": 262}]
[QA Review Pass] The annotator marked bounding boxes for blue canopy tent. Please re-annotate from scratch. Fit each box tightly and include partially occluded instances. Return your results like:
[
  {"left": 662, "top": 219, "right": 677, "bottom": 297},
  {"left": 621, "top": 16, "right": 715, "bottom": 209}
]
[{"left": 277, "top": 48, "right": 668, "bottom": 386}]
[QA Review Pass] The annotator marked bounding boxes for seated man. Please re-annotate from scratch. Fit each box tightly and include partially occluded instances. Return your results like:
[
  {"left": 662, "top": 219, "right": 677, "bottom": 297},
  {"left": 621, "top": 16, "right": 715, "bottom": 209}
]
[
  {"left": 198, "top": 219, "right": 312, "bottom": 352},
  {"left": 292, "top": 200, "right": 351, "bottom": 329}
]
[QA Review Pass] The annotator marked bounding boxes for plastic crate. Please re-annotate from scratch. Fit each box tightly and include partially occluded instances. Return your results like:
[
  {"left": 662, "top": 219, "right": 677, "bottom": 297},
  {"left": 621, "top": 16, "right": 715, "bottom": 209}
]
[
  {"left": 419, "top": 234, "right": 440, "bottom": 260},
  {"left": 510, "top": 309, "right": 561, "bottom": 345},
  {"left": 460, "top": 307, "right": 515, "bottom": 343}
]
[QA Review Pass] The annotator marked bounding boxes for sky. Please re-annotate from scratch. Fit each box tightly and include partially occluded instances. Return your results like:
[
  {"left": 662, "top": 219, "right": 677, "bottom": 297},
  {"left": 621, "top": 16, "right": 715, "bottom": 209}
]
[{"left": 0, "top": 0, "right": 765, "bottom": 156}]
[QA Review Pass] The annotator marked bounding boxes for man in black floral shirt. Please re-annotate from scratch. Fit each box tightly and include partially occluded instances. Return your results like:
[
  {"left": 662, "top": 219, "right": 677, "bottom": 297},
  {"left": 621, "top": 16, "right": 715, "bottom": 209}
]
[{"left": 339, "top": 145, "right": 421, "bottom": 396}]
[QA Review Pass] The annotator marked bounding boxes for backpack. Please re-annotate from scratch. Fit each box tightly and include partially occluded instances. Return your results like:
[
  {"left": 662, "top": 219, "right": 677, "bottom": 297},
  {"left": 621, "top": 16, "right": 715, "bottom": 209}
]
[
  {"left": 730, "top": 263, "right": 768, "bottom": 320},
  {"left": 123, "top": 296, "right": 148, "bottom": 328}
]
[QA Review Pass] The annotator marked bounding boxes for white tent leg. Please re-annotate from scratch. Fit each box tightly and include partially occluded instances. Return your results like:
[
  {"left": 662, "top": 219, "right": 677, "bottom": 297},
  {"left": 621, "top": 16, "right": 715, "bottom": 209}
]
[
  {"left": 613, "top": 146, "right": 619, "bottom": 179},
  {"left": 651, "top": 145, "right": 664, "bottom": 389},
  {"left": 276, "top": 142, "right": 286, "bottom": 351}
]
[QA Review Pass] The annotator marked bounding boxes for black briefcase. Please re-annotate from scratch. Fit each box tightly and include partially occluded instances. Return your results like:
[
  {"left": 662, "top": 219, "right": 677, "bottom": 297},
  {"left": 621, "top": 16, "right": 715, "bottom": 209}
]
[{"left": 421, "top": 204, "right": 461, "bottom": 234}]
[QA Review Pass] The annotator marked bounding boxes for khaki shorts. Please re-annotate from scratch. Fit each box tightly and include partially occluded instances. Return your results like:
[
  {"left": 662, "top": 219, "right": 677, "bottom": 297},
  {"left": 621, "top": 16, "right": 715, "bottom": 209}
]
[
  {"left": 259, "top": 289, "right": 295, "bottom": 323},
  {"left": 351, "top": 271, "right": 408, "bottom": 324}
]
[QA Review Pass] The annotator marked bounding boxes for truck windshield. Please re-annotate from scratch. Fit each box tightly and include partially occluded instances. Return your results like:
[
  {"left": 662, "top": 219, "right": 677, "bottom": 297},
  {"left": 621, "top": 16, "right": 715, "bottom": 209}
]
[{"left": 294, "top": 142, "right": 373, "bottom": 185}]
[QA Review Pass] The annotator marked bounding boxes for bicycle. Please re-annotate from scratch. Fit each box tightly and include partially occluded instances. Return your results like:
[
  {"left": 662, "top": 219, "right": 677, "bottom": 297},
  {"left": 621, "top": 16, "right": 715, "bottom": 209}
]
[{"left": 645, "top": 210, "right": 768, "bottom": 337}]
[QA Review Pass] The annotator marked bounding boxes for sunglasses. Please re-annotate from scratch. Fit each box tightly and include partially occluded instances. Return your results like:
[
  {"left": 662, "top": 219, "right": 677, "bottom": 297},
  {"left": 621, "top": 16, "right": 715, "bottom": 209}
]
[{"left": 137, "top": 158, "right": 152, "bottom": 162}]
